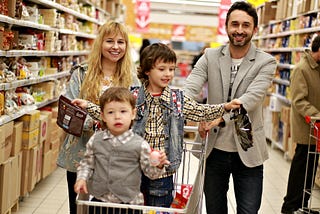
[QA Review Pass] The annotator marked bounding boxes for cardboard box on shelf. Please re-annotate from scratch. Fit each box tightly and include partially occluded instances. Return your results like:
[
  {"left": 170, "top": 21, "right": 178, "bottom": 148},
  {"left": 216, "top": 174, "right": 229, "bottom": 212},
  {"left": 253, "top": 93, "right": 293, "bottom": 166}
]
[
  {"left": 0, "top": 154, "right": 22, "bottom": 214},
  {"left": 17, "top": 110, "right": 40, "bottom": 132},
  {"left": 42, "top": 150, "right": 52, "bottom": 179},
  {"left": 27, "top": 146, "right": 38, "bottom": 193},
  {"left": 0, "top": 157, "right": 10, "bottom": 214},
  {"left": 22, "top": 128, "right": 39, "bottom": 150},
  {"left": 0, "top": 121, "right": 14, "bottom": 164},
  {"left": 38, "top": 114, "right": 49, "bottom": 145},
  {"left": 40, "top": 110, "right": 53, "bottom": 142},
  {"left": 0, "top": 130, "right": 5, "bottom": 164},
  {"left": 281, "top": 106, "right": 291, "bottom": 124},
  {"left": 12, "top": 121, "right": 23, "bottom": 157},
  {"left": 50, "top": 138, "right": 60, "bottom": 153},
  {"left": 36, "top": 144, "right": 43, "bottom": 183},
  {"left": 269, "top": 96, "right": 282, "bottom": 112},
  {"left": 51, "top": 149, "right": 58, "bottom": 173},
  {"left": 20, "top": 150, "right": 30, "bottom": 197}
]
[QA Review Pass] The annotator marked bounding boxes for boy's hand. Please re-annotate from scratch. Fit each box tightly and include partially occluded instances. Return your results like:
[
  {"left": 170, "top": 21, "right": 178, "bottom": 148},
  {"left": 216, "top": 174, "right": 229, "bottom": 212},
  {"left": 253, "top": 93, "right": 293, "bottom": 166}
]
[
  {"left": 224, "top": 99, "right": 241, "bottom": 111},
  {"left": 72, "top": 99, "right": 88, "bottom": 109},
  {"left": 74, "top": 179, "right": 88, "bottom": 194}
]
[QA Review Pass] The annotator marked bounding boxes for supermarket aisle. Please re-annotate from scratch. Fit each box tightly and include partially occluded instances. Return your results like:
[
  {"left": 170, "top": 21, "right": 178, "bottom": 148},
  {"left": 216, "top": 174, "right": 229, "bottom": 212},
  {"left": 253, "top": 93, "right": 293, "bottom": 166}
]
[{"left": 12, "top": 143, "right": 320, "bottom": 214}]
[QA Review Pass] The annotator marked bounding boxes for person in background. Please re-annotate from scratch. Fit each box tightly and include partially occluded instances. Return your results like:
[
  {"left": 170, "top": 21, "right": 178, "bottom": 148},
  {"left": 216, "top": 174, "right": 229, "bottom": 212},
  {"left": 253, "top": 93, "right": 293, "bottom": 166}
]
[
  {"left": 281, "top": 34, "right": 320, "bottom": 214},
  {"left": 56, "top": 20, "right": 140, "bottom": 214},
  {"left": 72, "top": 43, "right": 241, "bottom": 209},
  {"left": 191, "top": 44, "right": 210, "bottom": 104},
  {"left": 191, "top": 44, "right": 210, "bottom": 68},
  {"left": 183, "top": 2, "right": 277, "bottom": 214},
  {"left": 139, "top": 38, "right": 151, "bottom": 58},
  {"left": 74, "top": 87, "right": 169, "bottom": 214}
]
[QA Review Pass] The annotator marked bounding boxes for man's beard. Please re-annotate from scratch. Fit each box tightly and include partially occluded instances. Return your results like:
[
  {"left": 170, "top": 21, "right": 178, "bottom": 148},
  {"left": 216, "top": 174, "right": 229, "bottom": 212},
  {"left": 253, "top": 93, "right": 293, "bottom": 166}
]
[{"left": 228, "top": 33, "right": 253, "bottom": 47}]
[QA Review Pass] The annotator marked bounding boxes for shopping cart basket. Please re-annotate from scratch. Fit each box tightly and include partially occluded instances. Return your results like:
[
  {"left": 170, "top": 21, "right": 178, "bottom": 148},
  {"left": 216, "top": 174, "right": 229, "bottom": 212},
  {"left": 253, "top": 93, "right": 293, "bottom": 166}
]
[
  {"left": 76, "top": 126, "right": 207, "bottom": 214},
  {"left": 299, "top": 116, "right": 320, "bottom": 214}
]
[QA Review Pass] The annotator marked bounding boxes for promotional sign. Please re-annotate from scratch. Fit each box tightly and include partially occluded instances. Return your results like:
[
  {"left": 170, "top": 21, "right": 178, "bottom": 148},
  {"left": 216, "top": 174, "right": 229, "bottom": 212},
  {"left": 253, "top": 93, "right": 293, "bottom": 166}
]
[
  {"left": 217, "top": 0, "right": 231, "bottom": 44},
  {"left": 247, "top": 0, "right": 267, "bottom": 7},
  {"left": 171, "top": 24, "right": 186, "bottom": 41},
  {"left": 135, "top": 0, "right": 150, "bottom": 33}
]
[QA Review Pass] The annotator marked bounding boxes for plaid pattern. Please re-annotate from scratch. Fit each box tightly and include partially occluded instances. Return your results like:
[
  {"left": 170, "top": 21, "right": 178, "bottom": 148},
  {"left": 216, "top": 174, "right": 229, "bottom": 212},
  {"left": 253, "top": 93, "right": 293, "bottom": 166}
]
[{"left": 87, "top": 86, "right": 225, "bottom": 177}]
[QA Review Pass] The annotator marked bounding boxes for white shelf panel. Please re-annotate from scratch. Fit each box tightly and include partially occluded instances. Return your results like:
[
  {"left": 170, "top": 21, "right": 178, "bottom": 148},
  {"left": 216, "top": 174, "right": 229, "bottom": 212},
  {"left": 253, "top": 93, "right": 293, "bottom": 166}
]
[
  {"left": 0, "top": 98, "right": 59, "bottom": 126},
  {"left": 0, "top": 71, "right": 70, "bottom": 90},
  {"left": 27, "top": 0, "right": 103, "bottom": 25}
]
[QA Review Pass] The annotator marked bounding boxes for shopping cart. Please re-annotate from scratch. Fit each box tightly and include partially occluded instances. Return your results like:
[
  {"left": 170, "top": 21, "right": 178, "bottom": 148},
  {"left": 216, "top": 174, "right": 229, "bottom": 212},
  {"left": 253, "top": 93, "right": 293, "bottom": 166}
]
[
  {"left": 76, "top": 126, "right": 207, "bottom": 214},
  {"left": 299, "top": 116, "right": 320, "bottom": 214}
]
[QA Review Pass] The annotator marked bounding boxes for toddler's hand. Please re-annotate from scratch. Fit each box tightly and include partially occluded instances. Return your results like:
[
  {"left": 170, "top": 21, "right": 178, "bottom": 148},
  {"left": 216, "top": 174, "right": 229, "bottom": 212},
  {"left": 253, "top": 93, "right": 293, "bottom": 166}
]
[
  {"left": 74, "top": 179, "right": 88, "bottom": 194},
  {"left": 150, "top": 150, "right": 170, "bottom": 168}
]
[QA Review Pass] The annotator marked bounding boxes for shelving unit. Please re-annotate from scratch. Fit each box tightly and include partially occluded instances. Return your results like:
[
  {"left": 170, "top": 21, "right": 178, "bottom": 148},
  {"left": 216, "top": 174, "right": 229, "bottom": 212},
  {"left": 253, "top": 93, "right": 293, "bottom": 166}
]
[
  {"left": 0, "top": 1, "right": 125, "bottom": 213},
  {"left": 255, "top": 0, "right": 320, "bottom": 160}
]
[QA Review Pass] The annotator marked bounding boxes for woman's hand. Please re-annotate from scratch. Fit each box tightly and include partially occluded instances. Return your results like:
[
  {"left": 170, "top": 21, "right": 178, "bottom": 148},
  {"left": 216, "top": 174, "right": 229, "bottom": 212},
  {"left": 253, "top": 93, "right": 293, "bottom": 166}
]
[{"left": 72, "top": 99, "right": 88, "bottom": 109}]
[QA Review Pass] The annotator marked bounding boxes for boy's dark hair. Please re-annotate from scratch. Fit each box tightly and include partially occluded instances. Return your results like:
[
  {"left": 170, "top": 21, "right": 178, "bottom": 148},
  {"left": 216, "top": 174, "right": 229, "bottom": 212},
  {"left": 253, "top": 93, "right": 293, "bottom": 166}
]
[
  {"left": 99, "top": 87, "right": 135, "bottom": 111},
  {"left": 225, "top": 1, "right": 258, "bottom": 28},
  {"left": 311, "top": 35, "right": 320, "bottom": 52},
  {"left": 137, "top": 43, "right": 177, "bottom": 82}
]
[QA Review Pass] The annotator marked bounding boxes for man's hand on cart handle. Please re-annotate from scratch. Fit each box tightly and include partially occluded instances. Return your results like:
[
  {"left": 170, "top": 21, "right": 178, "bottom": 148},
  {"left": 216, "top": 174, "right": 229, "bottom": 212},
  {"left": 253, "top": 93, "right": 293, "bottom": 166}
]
[
  {"left": 198, "top": 118, "right": 224, "bottom": 139},
  {"left": 74, "top": 179, "right": 88, "bottom": 194}
]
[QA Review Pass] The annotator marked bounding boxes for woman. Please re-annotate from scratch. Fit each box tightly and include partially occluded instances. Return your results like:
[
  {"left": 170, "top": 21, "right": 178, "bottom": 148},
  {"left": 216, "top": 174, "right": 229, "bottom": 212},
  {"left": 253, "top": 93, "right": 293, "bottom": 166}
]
[{"left": 56, "top": 20, "right": 140, "bottom": 214}]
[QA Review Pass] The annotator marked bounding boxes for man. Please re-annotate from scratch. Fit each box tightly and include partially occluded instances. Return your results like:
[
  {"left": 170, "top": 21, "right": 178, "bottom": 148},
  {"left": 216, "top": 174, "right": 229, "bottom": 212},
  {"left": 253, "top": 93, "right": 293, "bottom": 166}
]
[
  {"left": 281, "top": 35, "right": 320, "bottom": 214},
  {"left": 183, "top": 2, "right": 276, "bottom": 214}
]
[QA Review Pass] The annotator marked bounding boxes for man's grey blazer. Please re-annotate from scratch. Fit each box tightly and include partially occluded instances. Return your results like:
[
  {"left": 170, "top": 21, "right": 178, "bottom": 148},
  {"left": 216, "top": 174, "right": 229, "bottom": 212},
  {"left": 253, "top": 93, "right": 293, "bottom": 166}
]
[{"left": 184, "top": 43, "right": 277, "bottom": 167}]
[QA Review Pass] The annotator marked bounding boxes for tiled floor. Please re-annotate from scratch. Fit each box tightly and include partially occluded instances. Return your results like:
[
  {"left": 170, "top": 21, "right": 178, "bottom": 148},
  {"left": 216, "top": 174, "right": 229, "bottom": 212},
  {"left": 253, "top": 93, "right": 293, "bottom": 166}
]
[{"left": 12, "top": 143, "right": 320, "bottom": 214}]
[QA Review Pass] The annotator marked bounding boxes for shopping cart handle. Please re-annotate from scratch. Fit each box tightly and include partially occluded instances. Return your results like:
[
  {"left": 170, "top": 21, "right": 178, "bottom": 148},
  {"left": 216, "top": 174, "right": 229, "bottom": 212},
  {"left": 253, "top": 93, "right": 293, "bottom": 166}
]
[
  {"left": 184, "top": 126, "right": 199, "bottom": 133},
  {"left": 305, "top": 116, "right": 320, "bottom": 124}
]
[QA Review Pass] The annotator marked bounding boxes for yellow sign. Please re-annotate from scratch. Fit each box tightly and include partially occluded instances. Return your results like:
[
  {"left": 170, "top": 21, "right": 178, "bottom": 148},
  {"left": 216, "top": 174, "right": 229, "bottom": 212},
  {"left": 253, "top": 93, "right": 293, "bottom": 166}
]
[{"left": 246, "top": 0, "right": 267, "bottom": 7}]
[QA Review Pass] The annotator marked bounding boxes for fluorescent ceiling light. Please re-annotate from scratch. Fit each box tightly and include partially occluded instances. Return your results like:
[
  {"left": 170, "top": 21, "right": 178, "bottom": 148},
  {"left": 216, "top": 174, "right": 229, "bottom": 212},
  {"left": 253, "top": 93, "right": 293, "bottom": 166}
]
[{"left": 150, "top": 0, "right": 221, "bottom": 7}]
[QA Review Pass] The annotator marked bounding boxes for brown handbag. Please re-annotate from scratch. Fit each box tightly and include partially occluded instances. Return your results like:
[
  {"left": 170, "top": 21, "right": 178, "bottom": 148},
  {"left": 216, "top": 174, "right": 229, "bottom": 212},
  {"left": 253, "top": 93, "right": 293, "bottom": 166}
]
[{"left": 57, "top": 95, "right": 87, "bottom": 137}]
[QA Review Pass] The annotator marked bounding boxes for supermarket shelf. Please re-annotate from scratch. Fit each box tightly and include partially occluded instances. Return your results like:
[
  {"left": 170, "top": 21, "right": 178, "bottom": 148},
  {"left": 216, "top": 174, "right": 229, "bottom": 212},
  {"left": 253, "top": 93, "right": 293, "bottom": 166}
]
[
  {"left": 0, "top": 71, "right": 70, "bottom": 90},
  {"left": 0, "top": 97, "right": 59, "bottom": 126},
  {"left": 27, "top": 0, "right": 103, "bottom": 25},
  {"left": 272, "top": 78, "right": 290, "bottom": 86}
]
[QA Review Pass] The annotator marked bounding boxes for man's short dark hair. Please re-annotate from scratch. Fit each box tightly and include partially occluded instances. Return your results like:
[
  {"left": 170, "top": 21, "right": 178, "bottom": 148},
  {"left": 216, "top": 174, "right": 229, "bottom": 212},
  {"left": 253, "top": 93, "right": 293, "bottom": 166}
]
[
  {"left": 225, "top": 1, "right": 258, "bottom": 28},
  {"left": 311, "top": 35, "right": 320, "bottom": 52}
]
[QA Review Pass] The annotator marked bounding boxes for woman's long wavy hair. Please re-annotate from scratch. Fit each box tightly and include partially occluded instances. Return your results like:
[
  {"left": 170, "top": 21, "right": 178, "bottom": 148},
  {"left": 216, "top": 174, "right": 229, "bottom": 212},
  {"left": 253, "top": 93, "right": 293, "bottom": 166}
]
[{"left": 79, "top": 21, "right": 133, "bottom": 103}]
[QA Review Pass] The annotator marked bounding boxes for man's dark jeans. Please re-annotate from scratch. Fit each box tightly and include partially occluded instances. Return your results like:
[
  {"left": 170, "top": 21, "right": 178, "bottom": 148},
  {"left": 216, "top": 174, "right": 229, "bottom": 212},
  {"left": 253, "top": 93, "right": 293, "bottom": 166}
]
[{"left": 204, "top": 148, "right": 263, "bottom": 214}]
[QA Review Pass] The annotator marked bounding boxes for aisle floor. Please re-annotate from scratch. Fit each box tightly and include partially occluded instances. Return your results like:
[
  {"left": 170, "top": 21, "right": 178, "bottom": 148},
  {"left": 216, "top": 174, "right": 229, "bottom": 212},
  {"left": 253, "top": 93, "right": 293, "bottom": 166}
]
[{"left": 12, "top": 143, "right": 320, "bottom": 214}]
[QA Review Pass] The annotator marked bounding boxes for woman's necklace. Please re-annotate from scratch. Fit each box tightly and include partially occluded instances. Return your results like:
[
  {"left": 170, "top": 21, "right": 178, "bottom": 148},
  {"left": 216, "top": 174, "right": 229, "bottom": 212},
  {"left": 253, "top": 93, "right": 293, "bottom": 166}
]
[{"left": 102, "top": 76, "right": 113, "bottom": 86}]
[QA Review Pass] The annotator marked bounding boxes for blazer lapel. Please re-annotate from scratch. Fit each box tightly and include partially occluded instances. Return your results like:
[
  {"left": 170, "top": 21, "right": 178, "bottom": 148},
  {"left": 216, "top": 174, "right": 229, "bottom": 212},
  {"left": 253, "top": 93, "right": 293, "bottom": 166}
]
[
  {"left": 219, "top": 46, "right": 232, "bottom": 102},
  {"left": 231, "top": 44, "right": 256, "bottom": 98}
]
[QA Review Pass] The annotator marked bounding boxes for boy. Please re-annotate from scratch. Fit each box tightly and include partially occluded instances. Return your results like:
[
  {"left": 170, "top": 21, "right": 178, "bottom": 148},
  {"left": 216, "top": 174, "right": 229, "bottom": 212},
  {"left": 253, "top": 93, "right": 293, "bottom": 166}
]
[
  {"left": 73, "top": 43, "right": 241, "bottom": 208},
  {"left": 74, "top": 87, "right": 169, "bottom": 214}
]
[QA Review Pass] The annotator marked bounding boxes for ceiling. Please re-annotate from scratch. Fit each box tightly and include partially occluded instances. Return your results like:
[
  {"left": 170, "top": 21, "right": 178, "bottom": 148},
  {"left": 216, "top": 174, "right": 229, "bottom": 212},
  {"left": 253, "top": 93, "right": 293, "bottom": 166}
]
[{"left": 148, "top": 0, "right": 221, "bottom": 27}]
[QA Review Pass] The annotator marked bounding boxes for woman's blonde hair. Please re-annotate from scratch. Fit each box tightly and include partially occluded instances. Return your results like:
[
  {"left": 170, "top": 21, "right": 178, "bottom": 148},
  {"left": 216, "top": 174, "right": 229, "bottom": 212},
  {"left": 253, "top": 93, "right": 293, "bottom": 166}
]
[{"left": 79, "top": 21, "right": 133, "bottom": 103}]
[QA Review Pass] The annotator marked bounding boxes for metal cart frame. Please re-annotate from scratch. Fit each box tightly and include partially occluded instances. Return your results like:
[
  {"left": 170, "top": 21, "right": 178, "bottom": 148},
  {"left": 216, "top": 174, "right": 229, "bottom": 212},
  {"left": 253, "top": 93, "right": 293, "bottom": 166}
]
[
  {"left": 299, "top": 116, "right": 320, "bottom": 214},
  {"left": 76, "top": 126, "right": 207, "bottom": 214}
]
